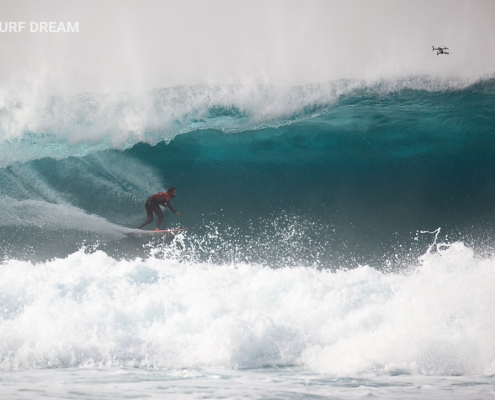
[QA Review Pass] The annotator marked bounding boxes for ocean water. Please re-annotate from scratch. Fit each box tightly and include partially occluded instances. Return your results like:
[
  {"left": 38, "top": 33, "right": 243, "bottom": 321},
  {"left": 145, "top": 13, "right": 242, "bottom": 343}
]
[{"left": 1, "top": 78, "right": 495, "bottom": 398}]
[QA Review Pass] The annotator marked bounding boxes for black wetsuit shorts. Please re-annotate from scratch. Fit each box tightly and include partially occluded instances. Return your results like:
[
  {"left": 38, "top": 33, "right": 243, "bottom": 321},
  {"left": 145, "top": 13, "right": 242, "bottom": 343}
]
[{"left": 145, "top": 196, "right": 164, "bottom": 222}]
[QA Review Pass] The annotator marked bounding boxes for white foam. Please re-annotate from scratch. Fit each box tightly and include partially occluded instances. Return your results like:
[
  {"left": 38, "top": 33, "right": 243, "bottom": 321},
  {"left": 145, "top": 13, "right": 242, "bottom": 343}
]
[
  {"left": 1, "top": 241, "right": 494, "bottom": 374},
  {"left": 302, "top": 242, "right": 495, "bottom": 375}
]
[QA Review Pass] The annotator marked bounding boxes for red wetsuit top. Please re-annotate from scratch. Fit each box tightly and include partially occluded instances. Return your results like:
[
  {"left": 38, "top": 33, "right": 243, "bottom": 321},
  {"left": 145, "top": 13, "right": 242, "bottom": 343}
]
[{"left": 149, "top": 192, "right": 177, "bottom": 214}]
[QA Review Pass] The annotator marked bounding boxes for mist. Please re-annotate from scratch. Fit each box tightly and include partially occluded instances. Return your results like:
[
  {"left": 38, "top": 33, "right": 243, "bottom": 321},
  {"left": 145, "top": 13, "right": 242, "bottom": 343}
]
[{"left": 0, "top": 0, "right": 494, "bottom": 94}]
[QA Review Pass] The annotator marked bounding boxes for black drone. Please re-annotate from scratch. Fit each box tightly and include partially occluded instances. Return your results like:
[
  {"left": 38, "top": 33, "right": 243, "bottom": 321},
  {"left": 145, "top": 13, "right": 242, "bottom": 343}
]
[{"left": 432, "top": 46, "right": 449, "bottom": 55}]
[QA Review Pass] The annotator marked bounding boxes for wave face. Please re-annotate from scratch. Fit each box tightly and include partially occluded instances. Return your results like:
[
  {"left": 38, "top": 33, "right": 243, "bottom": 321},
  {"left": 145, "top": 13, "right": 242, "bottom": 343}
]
[
  {"left": 1, "top": 78, "right": 495, "bottom": 374},
  {"left": 1, "top": 78, "right": 495, "bottom": 264}
]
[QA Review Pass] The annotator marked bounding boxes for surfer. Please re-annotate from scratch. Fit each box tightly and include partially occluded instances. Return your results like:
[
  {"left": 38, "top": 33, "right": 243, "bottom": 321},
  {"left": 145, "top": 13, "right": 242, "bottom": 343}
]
[
  {"left": 137, "top": 187, "right": 181, "bottom": 230},
  {"left": 432, "top": 46, "right": 449, "bottom": 55}
]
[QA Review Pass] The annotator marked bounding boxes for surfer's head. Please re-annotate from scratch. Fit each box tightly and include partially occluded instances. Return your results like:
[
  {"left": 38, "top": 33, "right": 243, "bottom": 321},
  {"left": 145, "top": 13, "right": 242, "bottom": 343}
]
[{"left": 168, "top": 187, "right": 177, "bottom": 197}]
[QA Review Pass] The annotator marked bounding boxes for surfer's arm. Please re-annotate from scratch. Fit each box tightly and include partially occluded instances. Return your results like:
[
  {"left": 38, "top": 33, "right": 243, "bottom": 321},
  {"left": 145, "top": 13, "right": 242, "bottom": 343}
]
[{"left": 165, "top": 201, "right": 181, "bottom": 216}]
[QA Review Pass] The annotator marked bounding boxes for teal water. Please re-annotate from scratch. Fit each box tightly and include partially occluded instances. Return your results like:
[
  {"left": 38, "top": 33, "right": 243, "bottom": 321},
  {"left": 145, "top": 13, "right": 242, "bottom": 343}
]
[{"left": 1, "top": 79, "right": 495, "bottom": 265}]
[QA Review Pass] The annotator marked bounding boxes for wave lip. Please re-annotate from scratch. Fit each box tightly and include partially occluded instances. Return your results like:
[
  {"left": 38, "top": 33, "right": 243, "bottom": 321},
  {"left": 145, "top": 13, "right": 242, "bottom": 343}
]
[{"left": 1, "top": 76, "right": 492, "bottom": 167}]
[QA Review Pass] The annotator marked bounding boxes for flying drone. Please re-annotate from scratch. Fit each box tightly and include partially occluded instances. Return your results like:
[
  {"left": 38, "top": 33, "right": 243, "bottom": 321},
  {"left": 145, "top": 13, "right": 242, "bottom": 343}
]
[{"left": 432, "top": 46, "right": 449, "bottom": 55}]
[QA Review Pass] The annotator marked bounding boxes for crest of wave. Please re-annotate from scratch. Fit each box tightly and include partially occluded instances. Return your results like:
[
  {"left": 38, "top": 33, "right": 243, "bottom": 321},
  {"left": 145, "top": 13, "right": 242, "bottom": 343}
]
[{"left": 0, "top": 76, "right": 482, "bottom": 167}]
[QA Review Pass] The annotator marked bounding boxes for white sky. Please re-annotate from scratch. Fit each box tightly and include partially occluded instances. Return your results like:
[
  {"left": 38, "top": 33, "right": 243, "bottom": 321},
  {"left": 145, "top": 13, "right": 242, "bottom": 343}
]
[{"left": 0, "top": 0, "right": 494, "bottom": 94}]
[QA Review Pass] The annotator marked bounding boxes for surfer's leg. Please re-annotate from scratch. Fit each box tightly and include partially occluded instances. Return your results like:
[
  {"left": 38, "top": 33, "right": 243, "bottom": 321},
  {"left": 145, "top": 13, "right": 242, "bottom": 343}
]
[
  {"left": 137, "top": 201, "right": 154, "bottom": 229},
  {"left": 153, "top": 204, "right": 164, "bottom": 229}
]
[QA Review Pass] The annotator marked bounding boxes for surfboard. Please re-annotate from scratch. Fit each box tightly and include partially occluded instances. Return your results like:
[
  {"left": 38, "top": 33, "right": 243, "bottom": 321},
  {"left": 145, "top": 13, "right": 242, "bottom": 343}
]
[{"left": 125, "top": 228, "right": 188, "bottom": 236}]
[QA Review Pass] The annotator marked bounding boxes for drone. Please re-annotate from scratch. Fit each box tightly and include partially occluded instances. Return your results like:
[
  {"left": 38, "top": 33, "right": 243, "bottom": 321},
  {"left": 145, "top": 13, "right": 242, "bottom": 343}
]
[{"left": 432, "top": 46, "right": 449, "bottom": 55}]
